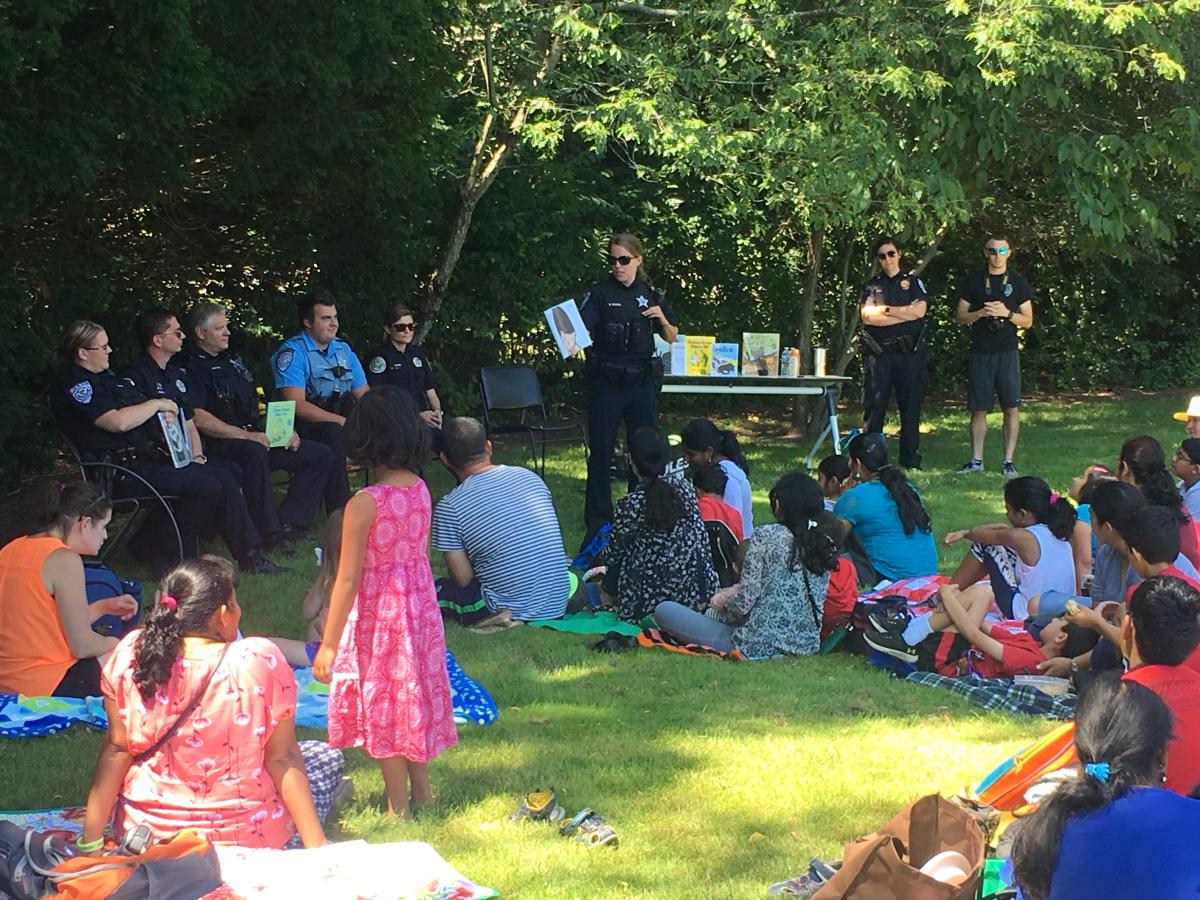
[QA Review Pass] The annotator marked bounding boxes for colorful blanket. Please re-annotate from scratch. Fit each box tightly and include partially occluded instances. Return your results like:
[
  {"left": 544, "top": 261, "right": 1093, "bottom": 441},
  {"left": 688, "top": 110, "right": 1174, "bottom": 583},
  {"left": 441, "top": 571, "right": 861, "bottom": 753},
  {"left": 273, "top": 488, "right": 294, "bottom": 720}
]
[
  {"left": 637, "top": 627, "right": 744, "bottom": 660},
  {"left": 1, "top": 650, "right": 497, "bottom": 737},
  {"left": 905, "top": 671, "right": 1078, "bottom": 719},
  {"left": 0, "top": 806, "right": 87, "bottom": 836},
  {"left": 527, "top": 610, "right": 642, "bottom": 638},
  {"left": 860, "top": 574, "right": 951, "bottom": 605}
]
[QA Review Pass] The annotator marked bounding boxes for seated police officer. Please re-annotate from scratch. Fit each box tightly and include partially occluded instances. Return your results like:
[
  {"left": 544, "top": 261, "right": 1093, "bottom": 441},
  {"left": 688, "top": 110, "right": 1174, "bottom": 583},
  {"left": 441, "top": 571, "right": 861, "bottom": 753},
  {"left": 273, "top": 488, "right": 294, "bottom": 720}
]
[
  {"left": 579, "top": 232, "right": 678, "bottom": 549},
  {"left": 364, "top": 303, "right": 443, "bottom": 429},
  {"left": 50, "top": 319, "right": 284, "bottom": 576},
  {"left": 271, "top": 288, "right": 368, "bottom": 512},
  {"left": 859, "top": 235, "right": 928, "bottom": 470},
  {"left": 181, "top": 301, "right": 335, "bottom": 549}
]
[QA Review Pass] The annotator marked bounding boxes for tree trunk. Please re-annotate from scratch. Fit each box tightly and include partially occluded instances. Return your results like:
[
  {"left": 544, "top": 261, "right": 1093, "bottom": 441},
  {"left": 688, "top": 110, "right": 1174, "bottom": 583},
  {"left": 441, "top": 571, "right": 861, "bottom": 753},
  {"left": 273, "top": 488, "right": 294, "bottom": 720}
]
[{"left": 789, "top": 225, "right": 824, "bottom": 437}]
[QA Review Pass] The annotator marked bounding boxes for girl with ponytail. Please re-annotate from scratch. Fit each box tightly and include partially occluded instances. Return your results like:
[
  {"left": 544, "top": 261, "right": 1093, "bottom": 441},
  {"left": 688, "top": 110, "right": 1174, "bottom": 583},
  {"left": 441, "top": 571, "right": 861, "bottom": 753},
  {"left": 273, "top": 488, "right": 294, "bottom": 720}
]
[
  {"left": 681, "top": 418, "right": 754, "bottom": 538},
  {"left": 0, "top": 481, "right": 136, "bottom": 697},
  {"left": 1119, "top": 434, "right": 1200, "bottom": 568},
  {"left": 654, "top": 472, "right": 842, "bottom": 658},
  {"left": 835, "top": 433, "right": 937, "bottom": 584},
  {"left": 945, "top": 475, "right": 1077, "bottom": 620},
  {"left": 600, "top": 427, "right": 717, "bottom": 624},
  {"left": 1011, "top": 676, "right": 1200, "bottom": 900},
  {"left": 82, "top": 556, "right": 343, "bottom": 851}
]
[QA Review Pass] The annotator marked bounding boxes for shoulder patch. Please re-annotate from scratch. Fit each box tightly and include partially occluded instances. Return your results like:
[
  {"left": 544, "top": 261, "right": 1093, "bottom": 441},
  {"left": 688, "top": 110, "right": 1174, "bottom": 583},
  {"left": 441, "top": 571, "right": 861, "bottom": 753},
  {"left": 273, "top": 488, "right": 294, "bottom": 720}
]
[
  {"left": 175, "top": 378, "right": 188, "bottom": 394},
  {"left": 413, "top": 357, "right": 423, "bottom": 368},
  {"left": 275, "top": 348, "right": 294, "bottom": 374},
  {"left": 917, "top": 278, "right": 926, "bottom": 293},
  {"left": 69, "top": 381, "right": 93, "bottom": 404},
  {"left": 368, "top": 356, "right": 386, "bottom": 374}
]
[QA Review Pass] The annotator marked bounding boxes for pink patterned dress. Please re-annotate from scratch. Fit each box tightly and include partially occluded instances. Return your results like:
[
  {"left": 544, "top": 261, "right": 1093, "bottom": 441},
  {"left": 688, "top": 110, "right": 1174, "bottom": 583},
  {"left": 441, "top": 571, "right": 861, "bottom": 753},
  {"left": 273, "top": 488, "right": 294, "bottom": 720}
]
[{"left": 327, "top": 481, "right": 458, "bottom": 761}]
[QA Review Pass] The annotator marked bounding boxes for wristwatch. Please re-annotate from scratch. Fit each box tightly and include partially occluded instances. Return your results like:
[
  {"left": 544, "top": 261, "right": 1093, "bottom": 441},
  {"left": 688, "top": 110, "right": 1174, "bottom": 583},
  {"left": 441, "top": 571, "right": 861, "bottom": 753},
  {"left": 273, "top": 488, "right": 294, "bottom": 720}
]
[{"left": 1069, "top": 657, "right": 1079, "bottom": 674}]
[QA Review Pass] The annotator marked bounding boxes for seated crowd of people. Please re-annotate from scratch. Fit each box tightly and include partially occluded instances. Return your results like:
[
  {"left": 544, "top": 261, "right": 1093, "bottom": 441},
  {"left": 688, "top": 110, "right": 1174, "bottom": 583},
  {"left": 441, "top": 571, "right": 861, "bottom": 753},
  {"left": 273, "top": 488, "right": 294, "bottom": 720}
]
[{"left": 3, "top": 298, "right": 1200, "bottom": 896}]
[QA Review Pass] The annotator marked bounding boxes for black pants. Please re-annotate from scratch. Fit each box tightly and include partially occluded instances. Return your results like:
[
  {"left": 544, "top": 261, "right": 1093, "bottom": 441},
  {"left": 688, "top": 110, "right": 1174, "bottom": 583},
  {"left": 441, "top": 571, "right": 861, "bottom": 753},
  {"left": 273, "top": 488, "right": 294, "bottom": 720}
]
[
  {"left": 295, "top": 421, "right": 351, "bottom": 512},
  {"left": 207, "top": 436, "right": 335, "bottom": 536},
  {"left": 52, "top": 657, "right": 101, "bottom": 698},
  {"left": 583, "top": 372, "right": 657, "bottom": 545},
  {"left": 127, "top": 459, "right": 263, "bottom": 564},
  {"left": 862, "top": 349, "right": 926, "bottom": 467}
]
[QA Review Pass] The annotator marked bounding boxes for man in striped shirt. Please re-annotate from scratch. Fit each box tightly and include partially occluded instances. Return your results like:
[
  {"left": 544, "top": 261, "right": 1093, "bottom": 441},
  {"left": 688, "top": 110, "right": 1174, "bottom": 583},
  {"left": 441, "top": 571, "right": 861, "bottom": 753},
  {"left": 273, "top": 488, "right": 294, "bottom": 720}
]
[{"left": 432, "top": 417, "right": 574, "bottom": 623}]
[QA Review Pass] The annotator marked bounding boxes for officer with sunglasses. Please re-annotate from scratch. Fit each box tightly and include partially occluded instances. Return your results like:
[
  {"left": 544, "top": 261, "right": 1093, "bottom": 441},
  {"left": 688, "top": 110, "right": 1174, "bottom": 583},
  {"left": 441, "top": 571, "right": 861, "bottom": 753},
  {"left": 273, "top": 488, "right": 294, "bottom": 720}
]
[
  {"left": 578, "top": 232, "right": 679, "bottom": 548},
  {"left": 954, "top": 231, "right": 1034, "bottom": 479},
  {"left": 859, "top": 235, "right": 929, "bottom": 470},
  {"left": 271, "top": 288, "right": 369, "bottom": 511},
  {"left": 364, "top": 303, "right": 443, "bottom": 429}
]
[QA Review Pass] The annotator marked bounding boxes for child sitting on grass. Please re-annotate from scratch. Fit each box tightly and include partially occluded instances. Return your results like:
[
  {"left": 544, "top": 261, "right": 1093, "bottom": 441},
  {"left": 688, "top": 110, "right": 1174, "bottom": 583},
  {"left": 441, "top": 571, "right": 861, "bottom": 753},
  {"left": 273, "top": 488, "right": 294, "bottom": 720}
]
[
  {"left": 816, "top": 454, "right": 852, "bottom": 513},
  {"left": 865, "top": 581, "right": 1097, "bottom": 678}
]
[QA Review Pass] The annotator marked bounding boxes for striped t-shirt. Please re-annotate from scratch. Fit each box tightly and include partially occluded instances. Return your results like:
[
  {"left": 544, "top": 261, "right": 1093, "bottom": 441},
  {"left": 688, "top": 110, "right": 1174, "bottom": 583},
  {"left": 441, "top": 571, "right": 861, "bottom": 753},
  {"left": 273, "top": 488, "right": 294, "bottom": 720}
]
[{"left": 431, "top": 465, "right": 570, "bottom": 620}]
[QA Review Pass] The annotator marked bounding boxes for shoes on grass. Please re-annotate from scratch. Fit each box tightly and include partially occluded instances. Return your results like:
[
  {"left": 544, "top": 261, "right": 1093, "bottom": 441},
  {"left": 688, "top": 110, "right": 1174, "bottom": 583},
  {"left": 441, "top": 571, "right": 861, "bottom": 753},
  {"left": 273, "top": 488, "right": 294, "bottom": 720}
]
[
  {"left": 767, "top": 858, "right": 840, "bottom": 896},
  {"left": 866, "top": 605, "right": 911, "bottom": 635},
  {"left": 559, "top": 807, "right": 618, "bottom": 847},
  {"left": 862, "top": 623, "right": 919, "bottom": 662},
  {"left": 1002, "top": 459, "right": 1019, "bottom": 479},
  {"left": 955, "top": 459, "right": 984, "bottom": 474},
  {"left": 511, "top": 788, "right": 566, "bottom": 824}
]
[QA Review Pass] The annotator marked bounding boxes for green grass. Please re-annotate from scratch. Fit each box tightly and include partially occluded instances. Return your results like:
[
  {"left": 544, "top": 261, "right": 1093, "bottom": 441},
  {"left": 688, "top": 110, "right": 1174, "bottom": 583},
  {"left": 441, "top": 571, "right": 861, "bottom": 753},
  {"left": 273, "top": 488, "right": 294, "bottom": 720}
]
[{"left": 2, "top": 390, "right": 1193, "bottom": 897}]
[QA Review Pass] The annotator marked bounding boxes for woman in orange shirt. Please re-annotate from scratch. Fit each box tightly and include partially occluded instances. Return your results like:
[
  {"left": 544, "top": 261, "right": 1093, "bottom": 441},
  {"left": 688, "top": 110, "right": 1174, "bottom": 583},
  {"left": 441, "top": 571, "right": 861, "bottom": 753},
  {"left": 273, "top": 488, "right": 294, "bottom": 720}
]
[{"left": 0, "top": 482, "right": 137, "bottom": 697}]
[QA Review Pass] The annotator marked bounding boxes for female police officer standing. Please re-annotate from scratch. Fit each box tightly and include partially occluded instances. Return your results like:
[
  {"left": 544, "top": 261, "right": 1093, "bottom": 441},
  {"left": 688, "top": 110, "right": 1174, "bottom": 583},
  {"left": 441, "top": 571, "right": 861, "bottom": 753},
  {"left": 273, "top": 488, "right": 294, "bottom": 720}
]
[{"left": 579, "top": 233, "right": 678, "bottom": 548}]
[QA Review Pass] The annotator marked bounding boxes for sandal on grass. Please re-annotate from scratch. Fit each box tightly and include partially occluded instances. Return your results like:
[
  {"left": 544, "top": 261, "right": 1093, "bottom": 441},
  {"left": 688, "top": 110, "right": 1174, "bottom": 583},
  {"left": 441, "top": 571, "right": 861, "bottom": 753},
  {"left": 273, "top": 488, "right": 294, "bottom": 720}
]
[
  {"left": 510, "top": 788, "right": 566, "bottom": 824},
  {"left": 559, "top": 807, "right": 618, "bottom": 847}
]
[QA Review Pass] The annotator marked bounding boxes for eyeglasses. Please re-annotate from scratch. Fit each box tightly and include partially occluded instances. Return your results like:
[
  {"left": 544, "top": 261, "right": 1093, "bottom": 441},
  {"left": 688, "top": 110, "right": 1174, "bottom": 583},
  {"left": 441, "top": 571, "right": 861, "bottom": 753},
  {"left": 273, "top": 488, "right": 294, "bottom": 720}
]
[
  {"left": 876, "top": 249, "right": 898, "bottom": 260},
  {"left": 609, "top": 255, "right": 634, "bottom": 266},
  {"left": 83, "top": 344, "right": 112, "bottom": 352},
  {"left": 388, "top": 322, "right": 416, "bottom": 333},
  {"left": 986, "top": 247, "right": 1010, "bottom": 256},
  {"left": 157, "top": 330, "right": 184, "bottom": 338}
]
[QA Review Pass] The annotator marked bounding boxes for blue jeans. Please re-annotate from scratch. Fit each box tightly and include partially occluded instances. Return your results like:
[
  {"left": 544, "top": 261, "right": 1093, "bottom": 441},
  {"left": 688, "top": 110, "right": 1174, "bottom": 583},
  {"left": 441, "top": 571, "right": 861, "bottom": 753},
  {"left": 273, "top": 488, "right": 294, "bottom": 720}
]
[{"left": 654, "top": 601, "right": 735, "bottom": 652}]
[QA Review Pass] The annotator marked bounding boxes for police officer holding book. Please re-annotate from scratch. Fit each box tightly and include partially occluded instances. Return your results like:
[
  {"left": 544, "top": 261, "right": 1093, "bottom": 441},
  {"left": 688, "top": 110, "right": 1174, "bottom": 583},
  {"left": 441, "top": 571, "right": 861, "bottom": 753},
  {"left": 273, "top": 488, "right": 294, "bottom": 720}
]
[
  {"left": 578, "top": 233, "right": 678, "bottom": 548},
  {"left": 859, "top": 235, "right": 928, "bottom": 470}
]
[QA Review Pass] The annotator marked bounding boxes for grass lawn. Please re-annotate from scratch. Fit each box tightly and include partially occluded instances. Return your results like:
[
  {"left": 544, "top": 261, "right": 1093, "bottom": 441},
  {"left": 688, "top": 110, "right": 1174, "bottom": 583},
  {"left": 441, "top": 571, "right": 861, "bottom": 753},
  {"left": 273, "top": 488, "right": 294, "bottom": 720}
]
[{"left": 1, "top": 390, "right": 1192, "bottom": 897}]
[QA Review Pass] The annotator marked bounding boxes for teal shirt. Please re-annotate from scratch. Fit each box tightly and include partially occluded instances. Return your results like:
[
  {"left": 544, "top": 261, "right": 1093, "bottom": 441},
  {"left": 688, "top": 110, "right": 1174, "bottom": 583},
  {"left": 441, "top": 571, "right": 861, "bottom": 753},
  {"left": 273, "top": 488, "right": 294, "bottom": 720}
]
[{"left": 834, "top": 480, "right": 937, "bottom": 581}]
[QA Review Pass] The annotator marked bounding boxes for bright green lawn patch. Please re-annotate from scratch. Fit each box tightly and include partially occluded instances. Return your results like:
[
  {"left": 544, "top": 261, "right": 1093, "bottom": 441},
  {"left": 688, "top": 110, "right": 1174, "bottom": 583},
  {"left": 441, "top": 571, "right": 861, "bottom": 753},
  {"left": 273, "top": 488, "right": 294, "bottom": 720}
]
[{"left": 1, "top": 392, "right": 1189, "bottom": 897}]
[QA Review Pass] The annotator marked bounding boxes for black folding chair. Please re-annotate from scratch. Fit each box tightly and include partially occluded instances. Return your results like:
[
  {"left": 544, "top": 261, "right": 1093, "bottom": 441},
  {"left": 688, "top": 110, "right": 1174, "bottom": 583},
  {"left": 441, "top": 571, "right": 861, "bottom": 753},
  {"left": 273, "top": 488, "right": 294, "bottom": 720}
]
[{"left": 478, "top": 365, "right": 587, "bottom": 476}]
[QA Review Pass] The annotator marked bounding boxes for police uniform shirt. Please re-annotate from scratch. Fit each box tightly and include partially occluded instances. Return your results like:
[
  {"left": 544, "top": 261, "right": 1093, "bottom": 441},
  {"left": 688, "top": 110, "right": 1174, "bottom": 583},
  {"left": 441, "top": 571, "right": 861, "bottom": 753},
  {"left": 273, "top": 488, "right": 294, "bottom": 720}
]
[
  {"left": 120, "top": 354, "right": 195, "bottom": 420},
  {"left": 861, "top": 272, "right": 928, "bottom": 345},
  {"left": 579, "top": 275, "right": 677, "bottom": 361},
  {"left": 181, "top": 346, "right": 260, "bottom": 428},
  {"left": 49, "top": 365, "right": 149, "bottom": 459},
  {"left": 957, "top": 269, "right": 1032, "bottom": 353},
  {"left": 271, "top": 332, "right": 366, "bottom": 402},
  {"left": 364, "top": 341, "right": 435, "bottom": 408}
]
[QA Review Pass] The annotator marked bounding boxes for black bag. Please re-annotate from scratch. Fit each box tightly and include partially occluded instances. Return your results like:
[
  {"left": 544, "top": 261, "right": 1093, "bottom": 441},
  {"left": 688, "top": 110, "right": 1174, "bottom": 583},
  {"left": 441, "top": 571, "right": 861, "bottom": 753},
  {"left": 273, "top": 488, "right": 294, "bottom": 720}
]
[{"left": 704, "top": 520, "right": 740, "bottom": 588}]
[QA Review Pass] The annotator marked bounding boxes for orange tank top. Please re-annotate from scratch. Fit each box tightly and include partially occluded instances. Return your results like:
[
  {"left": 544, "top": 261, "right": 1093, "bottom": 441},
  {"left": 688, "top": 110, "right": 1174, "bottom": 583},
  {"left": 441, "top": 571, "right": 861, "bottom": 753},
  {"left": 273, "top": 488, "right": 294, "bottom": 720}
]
[{"left": 0, "top": 535, "right": 77, "bottom": 695}]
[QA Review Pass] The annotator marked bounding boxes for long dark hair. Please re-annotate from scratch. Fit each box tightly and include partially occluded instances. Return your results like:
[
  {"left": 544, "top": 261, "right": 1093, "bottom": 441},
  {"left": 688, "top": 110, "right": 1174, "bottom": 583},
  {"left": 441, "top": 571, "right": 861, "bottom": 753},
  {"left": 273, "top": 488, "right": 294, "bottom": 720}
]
[
  {"left": 846, "top": 433, "right": 931, "bottom": 535},
  {"left": 1088, "top": 480, "right": 1146, "bottom": 533},
  {"left": 629, "top": 427, "right": 684, "bottom": 531},
  {"left": 1010, "top": 676, "right": 1172, "bottom": 900},
  {"left": 343, "top": 385, "right": 430, "bottom": 472},
  {"left": 133, "top": 556, "right": 238, "bottom": 701},
  {"left": 681, "top": 418, "right": 750, "bottom": 475},
  {"left": 1120, "top": 435, "right": 1186, "bottom": 525},
  {"left": 31, "top": 481, "right": 111, "bottom": 536},
  {"left": 769, "top": 472, "right": 840, "bottom": 576},
  {"left": 1004, "top": 476, "right": 1077, "bottom": 540}
]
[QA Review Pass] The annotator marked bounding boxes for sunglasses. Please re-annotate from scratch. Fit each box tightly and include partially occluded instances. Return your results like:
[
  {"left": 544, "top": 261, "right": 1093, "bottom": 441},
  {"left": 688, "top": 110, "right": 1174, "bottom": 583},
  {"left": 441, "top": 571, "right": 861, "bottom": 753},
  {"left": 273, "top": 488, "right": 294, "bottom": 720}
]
[
  {"left": 986, "top": 247, "right": 1010, "bottom": 256},
  {"left": 388, "top": 322, "right": 416, "bottom": 332},
  {"left": 876, "top": 249, "right": 897, "bottom": 260},
  {"left": 609, "top": 255, "right": 634, "bottom": 266}
]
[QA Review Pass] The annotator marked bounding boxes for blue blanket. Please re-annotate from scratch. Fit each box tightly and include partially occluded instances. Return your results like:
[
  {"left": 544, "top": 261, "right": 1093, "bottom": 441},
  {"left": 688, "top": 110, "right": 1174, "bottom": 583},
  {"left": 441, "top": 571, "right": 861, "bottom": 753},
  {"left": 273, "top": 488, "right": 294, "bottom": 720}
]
[{"left": 1, "top": 650, "right": 497, "bottom": 737}]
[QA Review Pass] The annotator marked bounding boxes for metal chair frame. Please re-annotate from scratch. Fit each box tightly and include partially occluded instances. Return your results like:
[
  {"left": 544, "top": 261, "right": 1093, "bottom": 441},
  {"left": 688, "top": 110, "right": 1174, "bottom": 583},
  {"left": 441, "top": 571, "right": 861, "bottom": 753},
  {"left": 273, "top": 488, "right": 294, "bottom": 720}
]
[{"left": 478, "top": 365, "right": 587, "bottom": 476}]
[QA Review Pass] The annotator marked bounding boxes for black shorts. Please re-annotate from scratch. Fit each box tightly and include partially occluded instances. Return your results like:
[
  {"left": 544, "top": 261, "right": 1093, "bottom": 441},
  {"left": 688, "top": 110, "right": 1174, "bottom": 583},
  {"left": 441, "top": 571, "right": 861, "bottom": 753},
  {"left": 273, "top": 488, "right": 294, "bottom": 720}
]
[
  {"left": 52, "top": 657, "right": 102, "bottom": 698},
  {"left": 967, "top": 350, "right": 1021, "bottom": 412}
]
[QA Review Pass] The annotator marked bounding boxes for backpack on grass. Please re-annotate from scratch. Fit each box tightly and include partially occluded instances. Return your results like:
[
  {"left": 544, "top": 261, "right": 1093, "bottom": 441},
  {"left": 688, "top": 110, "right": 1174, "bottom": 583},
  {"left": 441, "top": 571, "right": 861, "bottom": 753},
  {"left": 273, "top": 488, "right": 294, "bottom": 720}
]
[{"left": 84, "top": 561, "right": 142, "bottom": 637}]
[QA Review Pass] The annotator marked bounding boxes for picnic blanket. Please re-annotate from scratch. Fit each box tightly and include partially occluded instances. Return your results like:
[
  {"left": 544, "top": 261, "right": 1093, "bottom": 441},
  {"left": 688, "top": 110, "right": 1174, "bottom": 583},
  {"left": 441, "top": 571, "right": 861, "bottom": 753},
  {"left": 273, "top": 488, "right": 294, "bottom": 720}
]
[
  {"left": 636, "top": 627, "right": 744, "bottom": 660},
  {"left": 1, "top": 650, "right": 497, "bottom": 737},
  {"left": 860, "top": 574, "right": 950, "bottom": 605},
  {"left": 215, "top": 840, "right": 497, "bottom": 899},
  {"left": 905, "top": 671, "right": 1078, "bottom": 719},
  {"left": 527, "top": 610, "right": 642, "bottom": 638},
  {"left": 0, "top": 806, "right": 88, "bottom": 836}
]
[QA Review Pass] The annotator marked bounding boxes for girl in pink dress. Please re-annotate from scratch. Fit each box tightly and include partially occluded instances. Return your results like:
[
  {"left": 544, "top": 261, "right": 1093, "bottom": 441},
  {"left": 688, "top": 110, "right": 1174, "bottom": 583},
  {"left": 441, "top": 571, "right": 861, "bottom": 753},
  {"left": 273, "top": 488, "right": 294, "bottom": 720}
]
[{"left": 313, "top": 387, "right": 457, "bottom": 818}]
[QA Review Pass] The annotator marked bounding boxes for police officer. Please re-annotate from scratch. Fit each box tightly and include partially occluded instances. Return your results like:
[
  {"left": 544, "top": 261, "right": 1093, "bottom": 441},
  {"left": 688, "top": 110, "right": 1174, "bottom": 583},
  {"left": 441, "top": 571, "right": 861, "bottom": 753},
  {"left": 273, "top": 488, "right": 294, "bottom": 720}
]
[
  {"left": 271, "top": 288, "right": 368, "bottom": 512},
  {"left": 364, "top": 303, "right": 443, "bottom": 429},
  {"left": 579, "top": 233, "right": 678, "bottom": 547},
  {"left": 859, "top": 235, "right": 928, "bottom": 469},
  {"left": 50, "top": 319, "right": 283, "bottom": 576},
  {"left": 181, "top": 301, "right": 335, "bottom": 547}
]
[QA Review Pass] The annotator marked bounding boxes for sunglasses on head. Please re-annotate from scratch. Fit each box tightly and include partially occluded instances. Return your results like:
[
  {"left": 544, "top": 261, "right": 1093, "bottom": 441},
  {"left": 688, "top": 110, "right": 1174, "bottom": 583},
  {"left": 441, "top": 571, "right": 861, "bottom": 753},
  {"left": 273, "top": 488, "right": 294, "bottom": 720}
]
[
  {"left": 986, "top": 247, "right": 1010, "bottom": 256},
  {"left": 609, "top": 255, "right": 634, "bottom": 266},
  {"left": 876, "top": 249, "right": 897, "bottom": 260},
  {"left": 388, "top": 322, "right": 416, "bottom": 332}
]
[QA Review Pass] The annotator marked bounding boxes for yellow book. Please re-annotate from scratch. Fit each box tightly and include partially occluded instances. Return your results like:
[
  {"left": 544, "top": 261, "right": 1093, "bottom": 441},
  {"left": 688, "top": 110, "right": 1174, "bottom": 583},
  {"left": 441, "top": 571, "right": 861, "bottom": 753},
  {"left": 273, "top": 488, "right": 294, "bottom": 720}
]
[{"left": 684, "top": 336, "right": 715, "bottom": 376}]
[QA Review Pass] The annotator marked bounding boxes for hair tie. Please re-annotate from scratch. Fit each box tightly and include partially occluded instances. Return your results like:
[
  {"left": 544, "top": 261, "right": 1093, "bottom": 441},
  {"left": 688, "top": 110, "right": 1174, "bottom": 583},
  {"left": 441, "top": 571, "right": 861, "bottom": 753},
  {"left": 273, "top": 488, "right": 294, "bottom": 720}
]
[
  {"left": 1083, "top": 762, "right": 1110, "bottom": 783},
  {"left": 1092, "top": 465, "right": 1110, "bottom": 474},
  {"left": 160, "top": 594, "right": 178, "bottom": 612},
  {"left": 1049, "top": 491, "right": 1061, "bottom": 504}
]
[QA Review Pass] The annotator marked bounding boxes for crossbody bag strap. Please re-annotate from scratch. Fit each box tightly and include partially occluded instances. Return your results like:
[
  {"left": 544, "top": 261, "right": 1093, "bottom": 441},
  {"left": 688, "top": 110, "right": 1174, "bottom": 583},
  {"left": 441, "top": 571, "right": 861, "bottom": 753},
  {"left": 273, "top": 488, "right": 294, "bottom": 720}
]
[{"left": 132, "top": 644, "right": 230, "bottom": 765}]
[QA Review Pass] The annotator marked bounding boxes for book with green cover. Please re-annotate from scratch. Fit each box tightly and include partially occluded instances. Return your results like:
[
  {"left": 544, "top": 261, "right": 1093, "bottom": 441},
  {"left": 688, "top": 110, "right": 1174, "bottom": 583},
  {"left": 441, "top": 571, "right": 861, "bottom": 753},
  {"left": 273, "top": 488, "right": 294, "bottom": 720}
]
[
  {"left": 741, "top": 333, "right": 780, "bottom": 376},
  {"left": 265, "top": 401, "right": 296, "bottom": 448}
]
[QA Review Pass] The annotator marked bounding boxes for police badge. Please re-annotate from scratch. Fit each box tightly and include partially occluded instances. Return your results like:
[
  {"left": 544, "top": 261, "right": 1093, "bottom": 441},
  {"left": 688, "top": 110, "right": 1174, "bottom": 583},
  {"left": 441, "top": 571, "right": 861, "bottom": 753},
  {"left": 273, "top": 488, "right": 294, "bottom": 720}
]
[
  {"left": 69, "top": 381, "right": 93, "bottom": 404},
  {"left": 368, "top": 356, "right": 386, "bottom": 374}
]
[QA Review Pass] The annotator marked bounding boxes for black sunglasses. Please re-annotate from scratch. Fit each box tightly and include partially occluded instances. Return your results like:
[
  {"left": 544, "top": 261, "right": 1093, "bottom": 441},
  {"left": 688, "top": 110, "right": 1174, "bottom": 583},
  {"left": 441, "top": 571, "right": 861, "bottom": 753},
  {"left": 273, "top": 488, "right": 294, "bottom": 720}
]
[
  {"left": 388, "top": 322, "right": 416, "bottom": 332},
  {"left": 876, "top": 249, "right": 897, "bottom": 260},
  {"left": 608, "top": 255, "right": 634, "bottom": 266}
]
